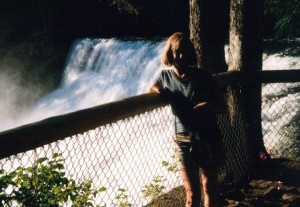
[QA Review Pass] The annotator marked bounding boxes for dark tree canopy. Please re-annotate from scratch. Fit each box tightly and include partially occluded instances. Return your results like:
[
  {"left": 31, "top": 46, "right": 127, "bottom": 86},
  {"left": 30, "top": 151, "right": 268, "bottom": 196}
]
[
  {"left": 105, "top": 0, "right": 300, "bottom": 39},
  {"left": 104, "top": 0, "right": 144, "bottom": 14},
  {"left": 265, "top": 0, "right": 300, "bottom": 39}
]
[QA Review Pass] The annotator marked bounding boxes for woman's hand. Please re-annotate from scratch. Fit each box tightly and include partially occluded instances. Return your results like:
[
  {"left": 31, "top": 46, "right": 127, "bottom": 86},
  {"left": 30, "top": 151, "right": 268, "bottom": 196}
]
[
  {"left": 194, "top": 102, "right": 208, "bottom": 109},
  {"left": 194, "top": 101, "right": 226, "bottom": 114},
  {"left": 193, "top": 102, "right": 209, "bottom": 116},
  {"left": 149, "top": 85, "right": 175, "bottom": 99},
  {"left": 149, "top": 85, "right": 160, "bottom": 94}
]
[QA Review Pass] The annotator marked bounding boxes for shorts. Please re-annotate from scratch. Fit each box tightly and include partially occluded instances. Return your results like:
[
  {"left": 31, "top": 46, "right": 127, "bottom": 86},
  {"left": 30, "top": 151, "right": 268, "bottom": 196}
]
[{"left": 174, "top": 133, "right": 225, "bottom": 170}]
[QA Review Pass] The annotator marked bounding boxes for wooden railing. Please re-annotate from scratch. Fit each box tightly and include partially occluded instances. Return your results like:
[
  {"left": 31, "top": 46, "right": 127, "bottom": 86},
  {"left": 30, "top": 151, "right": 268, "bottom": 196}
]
[
  {"left": 214, "top": 69, "right": 300, "bottom": 87},
  {"left": 0, "top": 93, "right": 168, "bottom": 159},
  {"left": 0, "top": 69, "right": 299, "bottom": 159}
]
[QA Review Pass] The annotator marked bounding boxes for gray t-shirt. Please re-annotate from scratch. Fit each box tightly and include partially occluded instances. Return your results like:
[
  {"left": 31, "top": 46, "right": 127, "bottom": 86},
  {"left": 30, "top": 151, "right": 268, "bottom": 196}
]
[{"left": 154, "top": 67, "right": 218, "bottom": 135}]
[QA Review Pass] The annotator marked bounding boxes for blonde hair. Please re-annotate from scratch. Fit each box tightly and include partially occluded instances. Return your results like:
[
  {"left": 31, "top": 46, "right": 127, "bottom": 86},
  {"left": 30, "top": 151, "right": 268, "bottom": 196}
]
[{"left": 161, "top": 32, "right": 197, "bottom": 67}]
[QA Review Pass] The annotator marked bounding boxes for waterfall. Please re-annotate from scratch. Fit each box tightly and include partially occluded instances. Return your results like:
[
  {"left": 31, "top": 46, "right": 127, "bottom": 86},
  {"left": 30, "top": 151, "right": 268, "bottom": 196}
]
[
  {"left": 31, "top": 38, "right": 168, "bottom": 121},
  {"left": 0, "top": 38, "right": 167, "bottom": 131}
]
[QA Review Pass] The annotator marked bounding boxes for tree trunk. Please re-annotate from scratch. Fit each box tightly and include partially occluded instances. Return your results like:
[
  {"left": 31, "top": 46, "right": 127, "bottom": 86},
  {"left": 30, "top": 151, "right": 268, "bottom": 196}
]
[
  {"left": 228, "top": 0, "right": 267, "bottom": 161},
  {"left": 189, "top": 0, "right": 229, "bottom": 74}
]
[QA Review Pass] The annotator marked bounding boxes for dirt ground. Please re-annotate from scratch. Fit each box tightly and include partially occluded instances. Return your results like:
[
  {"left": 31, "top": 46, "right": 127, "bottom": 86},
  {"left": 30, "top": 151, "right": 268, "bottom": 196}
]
[{"left": 146, "top": 158, "right": 300, "bottom": 207}]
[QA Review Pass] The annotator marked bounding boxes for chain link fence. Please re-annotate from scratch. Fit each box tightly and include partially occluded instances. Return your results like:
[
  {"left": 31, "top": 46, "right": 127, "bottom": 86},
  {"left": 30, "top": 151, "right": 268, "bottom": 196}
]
[
  {"left": 1, "top": 106, "right": 179, "bottom": 206},
  {"left": 262, "top": 82, "right": 300, "bottom": 158},
  {"left": 1, "top": 79, "right": 299, "bottom": 206}
]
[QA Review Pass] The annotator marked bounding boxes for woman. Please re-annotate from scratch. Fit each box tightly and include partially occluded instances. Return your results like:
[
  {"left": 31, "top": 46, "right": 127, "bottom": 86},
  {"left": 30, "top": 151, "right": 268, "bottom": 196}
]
[{"left": 149, "top": 32, "right": 224, "bottom": 207}]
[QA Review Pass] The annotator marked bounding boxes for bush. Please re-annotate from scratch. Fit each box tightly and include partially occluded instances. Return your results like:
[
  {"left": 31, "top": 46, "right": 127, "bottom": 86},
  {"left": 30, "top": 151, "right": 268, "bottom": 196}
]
[{"left": 0, "top": 153, "right": 106, "bottom": 207}]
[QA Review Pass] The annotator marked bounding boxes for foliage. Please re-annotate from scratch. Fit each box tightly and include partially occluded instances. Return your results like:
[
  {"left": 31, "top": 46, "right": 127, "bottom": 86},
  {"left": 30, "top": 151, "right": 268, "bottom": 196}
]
[
  {"left": 102, "top": 0, "right": 173, "bottom": 15},
  {"left": 141, "top": 155, "right": 178, "bottom": 200},
  {"left": 114, "top": 188, "right": 132, "bottom": 207},
  {"left": 141, "top": 176, "right": 166, "bottom": 200},
  {"left": 102, "top": 0, "right": 143, "bottom": 14},
  {"left": 265, "top": 0, "right": 300, "bottom": 39},
  {"left": 161, "top": 155, "right": 178, "bottom": 175},
  {"left": 0, "top": 153, "right": 106, "bottom": 207}
]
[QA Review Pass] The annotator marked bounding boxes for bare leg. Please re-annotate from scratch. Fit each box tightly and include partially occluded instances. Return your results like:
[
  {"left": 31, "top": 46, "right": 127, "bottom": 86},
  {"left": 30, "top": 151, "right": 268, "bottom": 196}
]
[
  {"left": 201, "top": 168, "right": 219, "bottom": 207},
  {"left": 179, "top": 169, "right": 201, "bottom": 207}
]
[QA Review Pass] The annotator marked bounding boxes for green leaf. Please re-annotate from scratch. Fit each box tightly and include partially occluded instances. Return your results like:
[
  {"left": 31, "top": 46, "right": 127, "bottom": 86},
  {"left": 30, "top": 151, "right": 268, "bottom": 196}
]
[
  {"left": 51, "top": 164, "right": 64, "bottom": 170},
  {"left": 161, "top": 161, "right": 168, "bottom": 166},
  {"left": 98, "top": 187, "right": 107, "bottom": 192},
  {"left": 8, "top": 171, "right": 17, "bottom": 179},
  {"left": 21, "top": 181, "right": 30, "bottom": 188},
  {"left": 52, "top": 153, "right": 62, "bottom": 158},
  {"left": 37, "top": 157, "right": 48, "bottom": 164}
]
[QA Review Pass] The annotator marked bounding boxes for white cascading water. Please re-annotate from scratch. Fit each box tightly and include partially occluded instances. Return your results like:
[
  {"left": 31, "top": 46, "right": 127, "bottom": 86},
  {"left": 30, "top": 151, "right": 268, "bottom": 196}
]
[
  {"left": 261, "top": 45, "right": 300, "bottom": 157},
  {"left": 1, "top": 38, "right": 300, "bottom": 205},
  {"left": 21, "top": 38, "right": 167, "bottom": 125},
  {"left": 0, "top": 38, "right": 168, "bottom": 132}
]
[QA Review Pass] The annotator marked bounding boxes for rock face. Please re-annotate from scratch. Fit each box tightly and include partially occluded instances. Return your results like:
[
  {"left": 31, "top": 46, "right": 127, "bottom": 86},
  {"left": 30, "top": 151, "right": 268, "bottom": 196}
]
[{"left": 146, "top": 158, "right": 300, "bottom": 207}]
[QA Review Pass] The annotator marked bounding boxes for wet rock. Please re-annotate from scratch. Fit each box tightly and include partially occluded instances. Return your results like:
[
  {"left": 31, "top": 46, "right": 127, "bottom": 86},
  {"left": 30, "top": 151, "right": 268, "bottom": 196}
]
[{"left": 282, "top": 193, "right": 300, "bottom": 200}]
